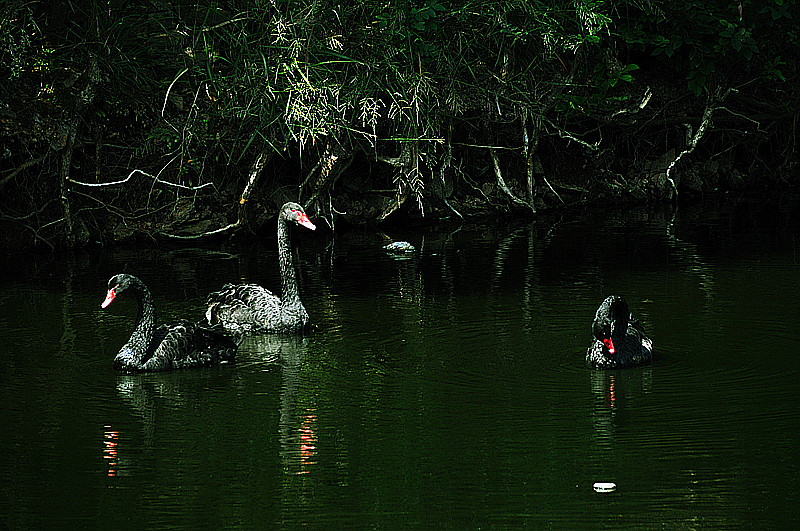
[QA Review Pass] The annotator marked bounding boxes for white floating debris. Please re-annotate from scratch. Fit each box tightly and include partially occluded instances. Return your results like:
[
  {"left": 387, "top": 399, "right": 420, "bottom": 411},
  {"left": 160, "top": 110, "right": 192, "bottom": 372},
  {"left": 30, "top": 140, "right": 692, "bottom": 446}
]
[
  {"left": 593, "top": 482, "right": 616, "bottom": 493},
  {"left": 383, "top": 241, "right": 415, "bottom": 253}
]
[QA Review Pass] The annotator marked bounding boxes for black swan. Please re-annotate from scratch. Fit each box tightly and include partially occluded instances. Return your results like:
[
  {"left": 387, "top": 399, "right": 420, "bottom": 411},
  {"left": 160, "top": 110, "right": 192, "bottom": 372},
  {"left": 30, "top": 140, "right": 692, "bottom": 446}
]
[
  {"left": 206, "top": 202, "right": 316, "bottom": 333},
  {"left": 101, "top": 274, "right": 238, "bottom": 372},
  {"left": 586, "top": 295, "right": 653, "bottom": 369}
]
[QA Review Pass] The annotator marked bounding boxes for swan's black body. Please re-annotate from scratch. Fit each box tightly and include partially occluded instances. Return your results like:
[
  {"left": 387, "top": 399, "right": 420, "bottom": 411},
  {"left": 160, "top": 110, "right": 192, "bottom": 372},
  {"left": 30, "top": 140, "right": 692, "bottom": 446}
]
[
  {"left": 206, "top": 202, "right": 315, "bottom": 334},
  {"left": 586, "top": 295, "right": 653, "bottom": 369},
  {"left": 102, "top": 274, "right": 238, "bottom": 372}
]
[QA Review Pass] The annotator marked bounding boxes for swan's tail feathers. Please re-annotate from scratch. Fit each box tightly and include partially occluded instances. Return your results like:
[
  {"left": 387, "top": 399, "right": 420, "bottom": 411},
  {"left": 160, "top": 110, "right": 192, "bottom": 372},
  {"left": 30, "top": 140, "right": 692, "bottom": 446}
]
[
  {"left": 205, "top": 300, "right": 255, "bottom": 333},
  {"left": 205, "top": 301, "right": 227, "bottom": 326},
  {"left": 629, "top": 316, "right": 647, "bottom": 336},
  {"left": 190, "top": 321, "right": 238, "bottom": 366},
  {"left": 196, "top": 320, "right": 244, "bottom": 347},
  {"left": 206, "top": 283, "right": 238, "bottom": 306}
]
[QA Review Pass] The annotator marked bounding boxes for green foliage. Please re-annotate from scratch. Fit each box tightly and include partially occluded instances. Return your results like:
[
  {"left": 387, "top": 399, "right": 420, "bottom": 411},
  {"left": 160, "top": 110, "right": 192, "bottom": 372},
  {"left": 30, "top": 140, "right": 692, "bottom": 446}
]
[
  {"left": 596, "top": 62, "right": 640, "bottom": 91},
  {"left": 1, "top": 0, "right": 797, "bottom": 230},
  {"left": 0, "top": 1, "right": 40, "bottom": 79},
  {"left": 620, "top": 0, "right": 796, "bottom": 96}
]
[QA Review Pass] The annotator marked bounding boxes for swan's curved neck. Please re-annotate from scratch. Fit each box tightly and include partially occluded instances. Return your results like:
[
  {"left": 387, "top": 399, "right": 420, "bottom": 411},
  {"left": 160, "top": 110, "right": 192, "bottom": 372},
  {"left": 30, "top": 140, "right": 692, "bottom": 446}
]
[
  {"left": 126, "top": 280, "right": 157, "bottom": 362},
  {"left": 612, "top": 315, "right": 628, "bottom": 344},
  {"left": 608, "top": 299, "right": 630, "bottom": 345},
  {"left": 277, "top": 216, "right": 300, "bottom": 305}
]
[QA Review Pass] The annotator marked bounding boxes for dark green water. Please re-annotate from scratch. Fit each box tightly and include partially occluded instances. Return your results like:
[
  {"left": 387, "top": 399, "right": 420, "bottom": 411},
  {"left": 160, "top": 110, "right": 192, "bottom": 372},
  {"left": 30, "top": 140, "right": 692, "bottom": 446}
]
[{"left": 2, "top": 198, "right": 799, "bottom": 529}]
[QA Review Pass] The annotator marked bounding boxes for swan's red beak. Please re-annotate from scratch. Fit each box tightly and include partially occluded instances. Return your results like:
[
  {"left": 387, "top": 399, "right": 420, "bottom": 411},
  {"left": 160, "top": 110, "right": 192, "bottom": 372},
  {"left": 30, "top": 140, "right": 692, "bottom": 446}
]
[
  {"left": 101, "top": 288, "right": 117, "bottom": 308},
  {"left": 603, "top": 338, "right": 615, "bottom": 355},
  {"left": 298, "top": 212, "right": 316, "bottom": 231}
]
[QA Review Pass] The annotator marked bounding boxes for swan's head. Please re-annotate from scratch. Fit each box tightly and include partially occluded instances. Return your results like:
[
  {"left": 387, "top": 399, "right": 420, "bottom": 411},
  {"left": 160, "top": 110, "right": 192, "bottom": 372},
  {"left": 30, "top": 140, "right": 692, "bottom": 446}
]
[
  {"left": 102, "top": 273, "right": 135, "bottom": 308},
  {"left": 592, "top": 295, "right": 630, "bottom": 356},
  {"left": 281, "top": 202, "right": 316, "bottom": 231}
]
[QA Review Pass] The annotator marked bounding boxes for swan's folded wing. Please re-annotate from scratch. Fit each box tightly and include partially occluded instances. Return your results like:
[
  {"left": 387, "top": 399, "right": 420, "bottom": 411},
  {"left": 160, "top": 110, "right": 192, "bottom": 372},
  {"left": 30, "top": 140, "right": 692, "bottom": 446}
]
[
  {"left": 141, "top": 322, "right": 193, "bottom": 371},
  {"left": 142, "top": 321, "right": 237, "bottom": 371},
  {"left": 206, "top": 283, "right": 281, "bottom": 332},
  {"left": 207, "top": 283, "right": 277, "bottom": 305}
]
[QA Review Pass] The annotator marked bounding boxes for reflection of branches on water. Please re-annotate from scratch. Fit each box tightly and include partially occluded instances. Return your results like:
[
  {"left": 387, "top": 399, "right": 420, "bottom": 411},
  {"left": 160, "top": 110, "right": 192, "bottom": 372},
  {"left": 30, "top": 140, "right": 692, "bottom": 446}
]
[
  {"left": 58, "top": 257, "right": 76, "bottom": 359},
  {"left": 666, "top": 207, "right": 716, "bottom": 306},
  {"left": 429, "top": 225, "right": 461, "bottom": 296},
  {"left": 489, "top": 226, "right": 541, "bottom": 330},
  {"left": 391, "top": 248, "right": 422, "bottom": 305},
  {"left": 490, "top": 227, "right": 527, "bottom": 292},
  {"left": 489, "top": 218, "right": 562, "bottom": 329},
  {"left": 523, "top": 218, "right": 562, "bottom": 328}
]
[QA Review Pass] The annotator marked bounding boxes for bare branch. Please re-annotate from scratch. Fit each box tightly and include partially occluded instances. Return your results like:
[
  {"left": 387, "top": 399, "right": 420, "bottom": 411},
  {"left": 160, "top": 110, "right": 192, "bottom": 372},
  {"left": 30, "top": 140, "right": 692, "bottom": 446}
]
[
  {"left": 238, "top": 149, "right": 273, "bottom": 223},
  {"left": 160, "top": 222, "right": 241, "bottom": 240},
  {"left": 665, "top": 88, "right": 734, "bottom": 198},
  {"left": 542, "top": 175, "right": 564, "bottom": 204},
  {"left": 0, "top": 198, "right": 60, "bottom": 221},
  {"left": 0, "top": 153, "right": 49, "bottom": 188},
  {"left": 543, "top": 116, "right": 602, "bottom": 151},
  {"left": 610, "top": 86, "right": 653, "bottom": 119},
  {"left": 67, "top": 169, "right": 215, "bottom": 191}
]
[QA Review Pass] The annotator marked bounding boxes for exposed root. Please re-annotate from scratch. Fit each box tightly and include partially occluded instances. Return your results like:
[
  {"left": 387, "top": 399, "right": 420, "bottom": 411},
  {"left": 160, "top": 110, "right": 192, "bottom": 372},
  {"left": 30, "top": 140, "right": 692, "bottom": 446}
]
[{"left": 490, "top": 148, "right": 535, "bottom": 213}]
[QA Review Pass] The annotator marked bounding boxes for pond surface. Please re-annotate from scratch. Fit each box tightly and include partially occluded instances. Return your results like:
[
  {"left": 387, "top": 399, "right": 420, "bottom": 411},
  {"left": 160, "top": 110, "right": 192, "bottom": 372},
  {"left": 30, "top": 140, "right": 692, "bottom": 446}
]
[{"left": 1, "top": 196, "right": 799, "bottom": 528}]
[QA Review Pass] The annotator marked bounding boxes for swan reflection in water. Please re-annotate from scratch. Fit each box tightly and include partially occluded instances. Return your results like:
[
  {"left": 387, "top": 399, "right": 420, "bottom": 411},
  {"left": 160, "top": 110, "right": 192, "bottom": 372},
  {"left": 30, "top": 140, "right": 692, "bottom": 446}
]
[
  {"left": 108, "top": 333, "right": 318, "bottom": 482},
  {"left": 103, "top": 425, "right": 120, "bottom": 478},
  {"left": 229, "top": 333, "right": 321, "bottom": 480},
  {"left": 590, "top": 367, "right": 653, "bottom": 451},
  {"left": 251, "top": 335, "right": 320, "bottom": 477},
  {"left": 291, "top": 409, "right": 318, "bottom": 476},
  {"left": 104, "top": 373, "right": 185, "bottom": 481}
]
